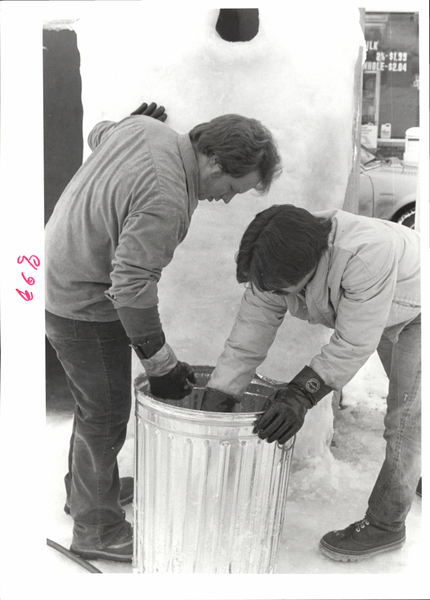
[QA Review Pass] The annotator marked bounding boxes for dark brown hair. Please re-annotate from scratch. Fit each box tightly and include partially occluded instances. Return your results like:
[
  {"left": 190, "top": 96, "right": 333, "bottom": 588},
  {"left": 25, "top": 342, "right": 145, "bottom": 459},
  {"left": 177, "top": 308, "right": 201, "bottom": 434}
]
[{"left": 236, "top": 204, "right": 332, "bottom": 290}]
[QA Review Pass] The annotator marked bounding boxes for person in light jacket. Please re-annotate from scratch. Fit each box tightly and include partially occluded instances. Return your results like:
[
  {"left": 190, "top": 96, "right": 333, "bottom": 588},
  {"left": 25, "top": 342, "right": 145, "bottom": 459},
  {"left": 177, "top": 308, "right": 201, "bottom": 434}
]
[
  {"left": 202, "top": 204, "right": 421, "bottom": 562},
  {"left": 45, "top": 102, "right": 282, "bottom": 563}
]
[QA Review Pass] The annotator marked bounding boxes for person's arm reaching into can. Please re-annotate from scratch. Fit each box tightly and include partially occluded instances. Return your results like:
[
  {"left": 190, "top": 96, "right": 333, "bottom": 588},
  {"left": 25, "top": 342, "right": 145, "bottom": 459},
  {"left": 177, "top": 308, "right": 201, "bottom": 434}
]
[{"left": 117, "top": 304, "right": 195, "bottom": 400}]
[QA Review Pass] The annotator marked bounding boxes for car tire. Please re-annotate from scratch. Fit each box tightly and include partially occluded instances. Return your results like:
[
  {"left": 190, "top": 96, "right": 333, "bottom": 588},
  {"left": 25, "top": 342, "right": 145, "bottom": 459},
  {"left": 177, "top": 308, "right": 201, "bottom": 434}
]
[{"left": 394, "top": 204, "right": 416, "bottom": 229}]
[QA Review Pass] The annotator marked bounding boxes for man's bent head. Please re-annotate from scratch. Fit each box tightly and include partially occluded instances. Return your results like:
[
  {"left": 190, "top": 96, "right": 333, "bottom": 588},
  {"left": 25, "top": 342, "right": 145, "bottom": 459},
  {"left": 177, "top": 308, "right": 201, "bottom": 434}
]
[
  {"left": 236, "top": 204, "right": 332, "bottom": 293},
  {"left": 190, "top": 114, "right": 282, "bottom": 198}
]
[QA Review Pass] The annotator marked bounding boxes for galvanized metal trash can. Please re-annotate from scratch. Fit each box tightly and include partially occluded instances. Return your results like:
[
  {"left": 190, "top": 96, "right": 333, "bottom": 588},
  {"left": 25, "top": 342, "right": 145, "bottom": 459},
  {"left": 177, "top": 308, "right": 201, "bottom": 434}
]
[{"left": 133, "top": 366, "right": 294, "bottom": 574}]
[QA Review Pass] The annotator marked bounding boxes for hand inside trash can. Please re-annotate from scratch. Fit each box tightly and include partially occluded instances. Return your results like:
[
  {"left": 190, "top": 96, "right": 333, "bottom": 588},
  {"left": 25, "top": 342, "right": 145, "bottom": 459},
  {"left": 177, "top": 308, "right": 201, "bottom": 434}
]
[
  {"left": 148, "top": 362, "right": 196, "bottom": 400},
  {"left": 201, "top": 388, "right": 237, "bottom": 412}
]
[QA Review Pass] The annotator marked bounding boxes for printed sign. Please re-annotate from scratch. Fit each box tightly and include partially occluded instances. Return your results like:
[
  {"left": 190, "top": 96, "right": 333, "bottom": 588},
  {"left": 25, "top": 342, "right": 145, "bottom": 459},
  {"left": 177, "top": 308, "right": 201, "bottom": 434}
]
[{"left": 364, "top": 40, "right": 409, "bottom": 72}]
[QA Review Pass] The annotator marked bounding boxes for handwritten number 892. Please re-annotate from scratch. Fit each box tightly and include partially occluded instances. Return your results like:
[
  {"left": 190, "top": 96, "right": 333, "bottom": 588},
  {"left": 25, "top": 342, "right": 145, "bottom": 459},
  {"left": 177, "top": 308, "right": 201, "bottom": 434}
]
[{"left": 16, "top": 254, "right": 40, "bottom": 302}]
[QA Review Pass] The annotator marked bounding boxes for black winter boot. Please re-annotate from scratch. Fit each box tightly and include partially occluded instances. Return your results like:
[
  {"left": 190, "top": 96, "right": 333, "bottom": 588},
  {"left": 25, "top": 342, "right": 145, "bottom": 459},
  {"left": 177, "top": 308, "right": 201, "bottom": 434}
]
[
  {"left": 319, "top": 517, "right": 406, "bottom": 561},
  {"left": 70, "top": 520, "right": 133, "bottom": 563}
]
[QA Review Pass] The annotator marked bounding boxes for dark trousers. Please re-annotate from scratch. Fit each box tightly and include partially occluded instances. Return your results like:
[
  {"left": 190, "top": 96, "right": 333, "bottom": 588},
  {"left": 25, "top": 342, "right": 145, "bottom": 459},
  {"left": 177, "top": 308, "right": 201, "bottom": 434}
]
[{"left": 46, "top": 310, "right": 132, "bottom": 547}]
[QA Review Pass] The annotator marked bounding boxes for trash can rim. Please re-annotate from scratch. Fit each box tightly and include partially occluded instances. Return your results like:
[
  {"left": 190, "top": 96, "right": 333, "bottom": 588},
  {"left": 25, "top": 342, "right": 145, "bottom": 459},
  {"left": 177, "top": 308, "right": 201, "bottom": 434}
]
[
  {"left": 134, "top": 367, "right": 285, "bottom": 422},
  {"left": 135, "top": 389, "right": 267, "bottom": 421}
]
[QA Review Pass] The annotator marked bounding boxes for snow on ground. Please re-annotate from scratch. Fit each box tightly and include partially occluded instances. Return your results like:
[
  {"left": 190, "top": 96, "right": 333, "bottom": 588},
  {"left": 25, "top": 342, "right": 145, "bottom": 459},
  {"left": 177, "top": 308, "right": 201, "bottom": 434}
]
[{"left": 46, "top": 352, "right": 423, "bottom": 581}]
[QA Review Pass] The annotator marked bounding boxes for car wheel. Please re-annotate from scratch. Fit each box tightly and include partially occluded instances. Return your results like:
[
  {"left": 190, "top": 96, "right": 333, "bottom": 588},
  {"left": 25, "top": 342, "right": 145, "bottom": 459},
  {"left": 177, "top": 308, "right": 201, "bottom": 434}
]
[{"left": 394, "top": 204, "right": 416, "bottom": 229}]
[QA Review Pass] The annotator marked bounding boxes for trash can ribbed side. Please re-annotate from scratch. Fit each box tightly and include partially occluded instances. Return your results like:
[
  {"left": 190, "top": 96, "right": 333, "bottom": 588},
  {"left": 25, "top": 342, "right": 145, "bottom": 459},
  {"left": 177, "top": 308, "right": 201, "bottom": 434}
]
[{"left": 133, "top": 367, "right": 294, "bottom": 574}]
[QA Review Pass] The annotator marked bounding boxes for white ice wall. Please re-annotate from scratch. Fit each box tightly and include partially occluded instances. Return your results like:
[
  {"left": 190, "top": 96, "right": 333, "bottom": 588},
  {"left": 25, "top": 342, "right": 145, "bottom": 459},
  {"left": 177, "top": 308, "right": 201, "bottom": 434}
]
[
  {"left": 45, "top": 3, "right": 365, "bottom": 459},
  {"left": 75, "top": 4, "right": 363, "bottom": 211}
]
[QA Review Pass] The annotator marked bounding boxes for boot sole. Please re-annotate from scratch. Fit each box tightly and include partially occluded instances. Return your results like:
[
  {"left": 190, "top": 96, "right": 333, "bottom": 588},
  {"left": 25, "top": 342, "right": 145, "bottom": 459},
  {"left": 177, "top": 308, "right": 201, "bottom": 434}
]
[{"left": 319, "top": 536, "right": 406, "bottom": 562}]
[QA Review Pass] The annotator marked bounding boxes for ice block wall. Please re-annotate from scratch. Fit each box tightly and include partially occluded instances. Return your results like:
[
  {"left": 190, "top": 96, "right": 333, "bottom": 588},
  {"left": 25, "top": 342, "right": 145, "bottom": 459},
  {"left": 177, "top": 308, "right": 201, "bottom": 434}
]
[
  {"left": 76, "top": 5, "right": 363, "bottom": 211},
  {"left": 71, "top": 5, "right": 365, "bottom": 459}
]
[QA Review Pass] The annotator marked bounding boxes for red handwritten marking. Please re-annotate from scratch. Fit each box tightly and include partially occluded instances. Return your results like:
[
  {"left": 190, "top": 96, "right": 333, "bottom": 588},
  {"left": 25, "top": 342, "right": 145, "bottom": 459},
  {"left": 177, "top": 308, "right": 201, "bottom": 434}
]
[
  {"left": 21, "top": 272, "right": 35, "bottom": 285},
  {"left": 16, "top": 255, "right": 40, "bottom": 301},
  {"left": 17, "top": 255, "right": 40, "bottom": 270},
  {"left": 16, "top": 289, "right": 34, "bottom": 302}
]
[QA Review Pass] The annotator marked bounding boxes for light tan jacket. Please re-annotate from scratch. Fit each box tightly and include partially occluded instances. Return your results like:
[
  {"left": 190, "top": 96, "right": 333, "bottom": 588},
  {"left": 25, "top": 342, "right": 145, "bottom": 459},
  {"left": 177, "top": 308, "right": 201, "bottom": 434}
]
[{"left": 208, "top": 209, "right": 421, "bottom": 396}]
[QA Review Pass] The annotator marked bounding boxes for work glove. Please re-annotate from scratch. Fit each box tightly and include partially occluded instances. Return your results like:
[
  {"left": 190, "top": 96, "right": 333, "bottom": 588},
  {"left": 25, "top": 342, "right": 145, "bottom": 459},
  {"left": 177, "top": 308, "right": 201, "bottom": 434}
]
[
  {"left": 148, "top": 361, "right": 196, "bottom": 400},
  {"left": 253, "top": 366, "right": 332, "bottom": 444},
  {"left": 131, "top": 101, "right": 167, "bottom": 122},
  {"left": 138, "top": 342, "right": 195, "bottom": 400},
  {"left": 200, "top": 388, "right": 238, "bottom": 412}
]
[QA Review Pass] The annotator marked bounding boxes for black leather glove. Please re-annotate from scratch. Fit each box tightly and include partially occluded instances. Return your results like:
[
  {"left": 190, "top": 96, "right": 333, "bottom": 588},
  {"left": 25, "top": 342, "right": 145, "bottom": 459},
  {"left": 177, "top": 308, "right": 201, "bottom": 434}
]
[
  {"left": 131, "top": 101, "right": 167, "bottom": 122},
  {"left": 148, "top": 361, "right": 196, "bottom": 400},
  {"left": 201, "top": 388, "right": 237, "bottom": 412},
  {"left": 253, "top": 366, "right": 332, "bottom": 444}
]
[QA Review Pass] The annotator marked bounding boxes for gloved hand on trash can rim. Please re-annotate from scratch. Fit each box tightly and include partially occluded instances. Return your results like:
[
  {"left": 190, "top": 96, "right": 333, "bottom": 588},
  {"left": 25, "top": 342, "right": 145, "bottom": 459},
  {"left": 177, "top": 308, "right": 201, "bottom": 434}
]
[{"left": 253, "top": 366, "right": 332, "bottom": 444}]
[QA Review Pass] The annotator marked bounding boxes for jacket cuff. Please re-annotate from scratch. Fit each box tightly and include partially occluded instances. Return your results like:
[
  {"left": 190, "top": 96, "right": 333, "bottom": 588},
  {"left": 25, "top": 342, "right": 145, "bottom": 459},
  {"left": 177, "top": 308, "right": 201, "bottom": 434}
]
[
  {"left": 290, "top": 365, "right": 332, "bottom": 406},
  {"left": 139, "top": 343, "right": 177, "bottom": 377},
  {"left": 130, "top": 334, "right": 165, "bottom": 360}
]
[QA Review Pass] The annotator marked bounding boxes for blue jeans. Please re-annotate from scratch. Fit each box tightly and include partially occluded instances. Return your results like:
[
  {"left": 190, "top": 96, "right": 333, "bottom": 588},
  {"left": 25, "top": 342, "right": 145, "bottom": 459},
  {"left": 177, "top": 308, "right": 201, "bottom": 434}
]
[
  {"left": 46, "top": 311, "right": 132, "bottom": 547},
  {"left": 366, "top": 314, "right": 421, "bottom": 532}
]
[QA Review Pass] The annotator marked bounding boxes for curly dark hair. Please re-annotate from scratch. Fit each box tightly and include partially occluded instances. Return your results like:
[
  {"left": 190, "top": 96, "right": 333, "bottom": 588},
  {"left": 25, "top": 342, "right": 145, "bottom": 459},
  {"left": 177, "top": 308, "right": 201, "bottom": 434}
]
[
  {"left": 236, "top": 204, "right": 332, "bottom": 290},
  {"left": 189, "top": 114, "right": 282, "bottom": 194}
]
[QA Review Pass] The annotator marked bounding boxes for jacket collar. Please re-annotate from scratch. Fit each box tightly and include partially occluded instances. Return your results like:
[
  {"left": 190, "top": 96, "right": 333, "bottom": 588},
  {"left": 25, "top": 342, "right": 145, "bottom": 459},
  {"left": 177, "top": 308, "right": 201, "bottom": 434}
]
[{"left": 178, "top": 133, "right": 199, "bottom": 218}]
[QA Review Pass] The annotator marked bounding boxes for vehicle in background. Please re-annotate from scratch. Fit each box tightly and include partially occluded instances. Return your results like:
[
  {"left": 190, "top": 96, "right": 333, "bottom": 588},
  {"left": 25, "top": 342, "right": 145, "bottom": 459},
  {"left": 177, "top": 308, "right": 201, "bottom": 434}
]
[{"left": 358, "top": 145, "right": 418, "bottom": 228}]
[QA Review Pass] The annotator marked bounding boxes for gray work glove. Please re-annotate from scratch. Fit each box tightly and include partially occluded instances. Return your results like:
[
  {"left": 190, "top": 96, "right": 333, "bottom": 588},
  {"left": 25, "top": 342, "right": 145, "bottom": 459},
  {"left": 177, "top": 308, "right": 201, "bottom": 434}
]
[
  {"left": 131, "top": 101, "right": 167, "bottom": 122},
  {"left": 253, "top": 366, "right": 332, "bottom": 444}
]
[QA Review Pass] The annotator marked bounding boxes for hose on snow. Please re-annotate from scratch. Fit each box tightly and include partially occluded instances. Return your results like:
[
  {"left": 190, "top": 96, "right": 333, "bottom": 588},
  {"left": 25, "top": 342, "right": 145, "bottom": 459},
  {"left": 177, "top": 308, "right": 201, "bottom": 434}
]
[{"left": 46, "top": 538, "right": 102, "bottom": 573}]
